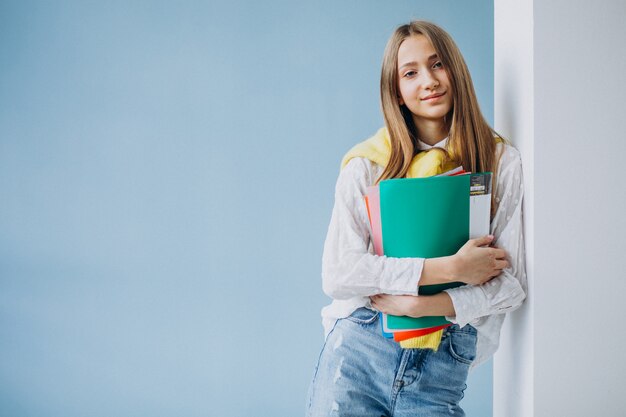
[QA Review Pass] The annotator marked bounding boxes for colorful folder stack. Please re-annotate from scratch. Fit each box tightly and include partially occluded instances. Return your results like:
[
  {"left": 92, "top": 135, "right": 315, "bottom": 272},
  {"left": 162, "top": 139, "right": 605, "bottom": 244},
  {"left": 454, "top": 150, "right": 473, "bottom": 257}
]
[{"left": 364, "top": 169, "right": 492, "bottom": 343}]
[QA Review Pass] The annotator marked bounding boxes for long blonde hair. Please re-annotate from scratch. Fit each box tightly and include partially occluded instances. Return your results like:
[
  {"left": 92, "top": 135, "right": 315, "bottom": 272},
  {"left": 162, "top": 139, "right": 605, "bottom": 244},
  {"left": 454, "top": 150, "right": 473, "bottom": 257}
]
[{"left": 378, "top": 21, "right": 502, "bottom": 189}]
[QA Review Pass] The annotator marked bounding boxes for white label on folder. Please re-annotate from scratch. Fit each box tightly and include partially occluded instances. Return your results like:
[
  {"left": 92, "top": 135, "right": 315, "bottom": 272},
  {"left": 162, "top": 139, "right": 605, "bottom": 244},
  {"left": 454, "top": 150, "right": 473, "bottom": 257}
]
[{"left": 469, "top": 194, "right": 491, "bottom": 239}]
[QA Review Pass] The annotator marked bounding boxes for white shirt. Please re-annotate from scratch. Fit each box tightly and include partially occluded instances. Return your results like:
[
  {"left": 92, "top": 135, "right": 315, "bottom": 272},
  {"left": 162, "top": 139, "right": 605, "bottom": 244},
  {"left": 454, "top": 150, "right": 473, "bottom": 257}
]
[
  {"left": 415, "top": 136, "right": 449, "bottom": 150},
  {"left": 320, "top": 142, "right": 527, "bottom": 368}
]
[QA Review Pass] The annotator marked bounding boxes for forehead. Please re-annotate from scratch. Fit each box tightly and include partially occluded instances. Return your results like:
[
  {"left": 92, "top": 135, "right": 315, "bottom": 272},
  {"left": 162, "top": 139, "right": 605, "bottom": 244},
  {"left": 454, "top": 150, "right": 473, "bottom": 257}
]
[{"left": 397, "top": 34, "right": 437, "bottom": 66}]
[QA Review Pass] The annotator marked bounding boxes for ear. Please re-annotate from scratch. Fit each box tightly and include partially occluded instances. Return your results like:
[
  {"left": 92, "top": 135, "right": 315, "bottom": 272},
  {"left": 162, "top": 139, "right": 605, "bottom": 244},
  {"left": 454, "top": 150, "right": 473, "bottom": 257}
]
[{"left": 398, "top": 96, "right": 405, "bottom": 106}]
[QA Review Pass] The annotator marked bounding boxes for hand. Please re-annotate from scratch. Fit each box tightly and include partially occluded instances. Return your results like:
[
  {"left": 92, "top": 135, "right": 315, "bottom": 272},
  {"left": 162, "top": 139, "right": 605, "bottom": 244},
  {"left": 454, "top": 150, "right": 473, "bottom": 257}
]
[
  {"left": 370, "top": 294, "right": 421, "bottom": 317},
  {"left": 452, "top": 235, "right": 509, "bottom": 285}
]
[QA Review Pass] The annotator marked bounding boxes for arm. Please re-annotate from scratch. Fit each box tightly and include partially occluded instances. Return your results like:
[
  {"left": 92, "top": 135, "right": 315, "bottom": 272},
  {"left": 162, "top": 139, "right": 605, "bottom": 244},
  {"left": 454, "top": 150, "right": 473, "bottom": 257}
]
[
  {"left": 442, "top": 146, "right": 527, "bottom": 327},
  {"left": 370, "top": 291, "right": 456, "bottom": 317},
  {"left": 323, "top": 158, "right": 509, "bottom": 300},
  {"left": 371, "top": 146, "right": 526, "bottom": 320},
  {"left": 371, "top": 234, "right": 510, "bottom": 316},
  {"left": 421, "top": 235, "right": 509, "bottom": 286},
  {"left": 322, "top": 158, "right": 426, "bottom": 299}
]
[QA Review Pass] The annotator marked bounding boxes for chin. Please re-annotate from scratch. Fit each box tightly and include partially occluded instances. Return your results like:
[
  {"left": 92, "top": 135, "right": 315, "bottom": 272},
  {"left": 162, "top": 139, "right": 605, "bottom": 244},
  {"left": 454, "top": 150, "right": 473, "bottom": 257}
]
[{"left": 421, "top": 112, "right": 450, "bottom": 120}]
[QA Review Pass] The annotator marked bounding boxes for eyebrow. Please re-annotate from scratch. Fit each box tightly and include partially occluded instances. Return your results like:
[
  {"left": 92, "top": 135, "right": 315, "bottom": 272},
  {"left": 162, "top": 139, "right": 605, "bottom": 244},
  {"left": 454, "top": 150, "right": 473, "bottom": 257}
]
[{"left": 399, "top": 54, "right": 439, "bottom": 70}]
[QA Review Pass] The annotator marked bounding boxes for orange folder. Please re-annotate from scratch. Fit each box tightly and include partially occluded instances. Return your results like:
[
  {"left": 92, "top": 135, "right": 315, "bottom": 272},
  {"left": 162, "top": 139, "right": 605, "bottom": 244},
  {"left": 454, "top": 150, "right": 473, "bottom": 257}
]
[{"left": 392, "top": 324, "right": 451, "bottom": 342}]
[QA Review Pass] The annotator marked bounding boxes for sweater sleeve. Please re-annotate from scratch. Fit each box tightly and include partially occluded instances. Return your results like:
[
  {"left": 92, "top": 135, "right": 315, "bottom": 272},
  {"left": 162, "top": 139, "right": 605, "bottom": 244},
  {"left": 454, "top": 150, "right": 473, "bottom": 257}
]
[
  {"left": 321, "top": 158, "right": 424, "bottom": 300},
  {"left": 444, "top": 145, "right": 528, "bottom": 327}
]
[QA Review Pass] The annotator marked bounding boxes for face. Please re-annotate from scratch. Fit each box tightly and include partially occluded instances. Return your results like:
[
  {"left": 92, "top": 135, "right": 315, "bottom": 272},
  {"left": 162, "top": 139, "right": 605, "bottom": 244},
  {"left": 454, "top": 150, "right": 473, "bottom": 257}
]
[{"left": 396, "top": 34, "right": 453, "bottom": 130}]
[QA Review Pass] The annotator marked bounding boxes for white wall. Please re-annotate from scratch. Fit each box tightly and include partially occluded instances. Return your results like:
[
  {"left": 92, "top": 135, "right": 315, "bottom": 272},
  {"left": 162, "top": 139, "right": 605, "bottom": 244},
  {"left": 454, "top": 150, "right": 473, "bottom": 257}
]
[
  {"left": 534, "top": 1, "right": 626, "bottom": 415},
  {"left": 495, "top": 1, "right": 626, "bottom": 416},
  {"left": 493, "top": 0, "right": 534, "bottom": 416}
]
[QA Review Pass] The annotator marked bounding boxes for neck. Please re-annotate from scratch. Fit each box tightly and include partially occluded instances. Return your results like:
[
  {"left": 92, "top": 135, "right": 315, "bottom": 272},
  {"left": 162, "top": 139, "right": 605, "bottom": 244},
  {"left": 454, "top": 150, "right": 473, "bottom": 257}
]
[{"left": 413, "top": 118, "right": 448, "bottom": 146}]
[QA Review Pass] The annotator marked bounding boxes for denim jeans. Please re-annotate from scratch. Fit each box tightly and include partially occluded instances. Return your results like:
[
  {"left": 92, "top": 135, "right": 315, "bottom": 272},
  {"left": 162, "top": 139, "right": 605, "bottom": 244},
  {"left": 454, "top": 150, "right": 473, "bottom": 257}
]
[{"left": 306, "top": 307, "right": 477, "bottom": 417}]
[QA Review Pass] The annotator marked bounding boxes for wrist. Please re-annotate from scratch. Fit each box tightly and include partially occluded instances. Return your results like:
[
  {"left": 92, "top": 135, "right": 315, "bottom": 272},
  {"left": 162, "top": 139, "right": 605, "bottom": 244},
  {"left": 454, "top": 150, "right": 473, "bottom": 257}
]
[
  {"left": 413, "top": 293, "right": 456, "bottom": 318},
  {"left": 407, "top": 296, "right": 426, "bottom": 318},
  {"left": 422, "top": 256, "right": 459, "bottom": 285},
  {"left": 444, "top": 255, "right": 460, "bottom": 282}
]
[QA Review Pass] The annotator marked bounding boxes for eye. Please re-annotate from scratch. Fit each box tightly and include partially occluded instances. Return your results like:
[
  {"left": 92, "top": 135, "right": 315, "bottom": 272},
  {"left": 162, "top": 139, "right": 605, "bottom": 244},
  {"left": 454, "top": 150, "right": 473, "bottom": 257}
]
[
  {"left": 432, "top": 61, "right": 444, "bottom": 69},
  {"left": 402, "top": 70, "right": 417, "bottom": 78}
]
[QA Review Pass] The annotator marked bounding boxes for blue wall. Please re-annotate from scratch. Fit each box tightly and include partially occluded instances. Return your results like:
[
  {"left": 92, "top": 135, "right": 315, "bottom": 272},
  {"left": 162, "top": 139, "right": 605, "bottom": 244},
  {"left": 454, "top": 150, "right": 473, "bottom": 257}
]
[{"left": 0, "top": 1, "right": 493, "bottom": 415}]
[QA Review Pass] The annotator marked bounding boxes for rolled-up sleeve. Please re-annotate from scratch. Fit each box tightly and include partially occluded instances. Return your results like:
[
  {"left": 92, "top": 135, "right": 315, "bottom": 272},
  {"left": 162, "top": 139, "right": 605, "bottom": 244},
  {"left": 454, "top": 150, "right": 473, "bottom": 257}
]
[
  {"left": 322, "top": 158, "right": 425, "bottom": 300},
  {"left": 444, "top": 146, "right": 528, "bottom": 327}
]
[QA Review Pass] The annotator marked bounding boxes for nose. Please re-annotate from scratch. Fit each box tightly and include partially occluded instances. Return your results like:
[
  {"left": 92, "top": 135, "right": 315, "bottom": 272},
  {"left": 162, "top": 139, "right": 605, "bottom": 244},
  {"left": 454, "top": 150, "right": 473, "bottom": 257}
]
[{"left": 422, "top": 70, "right": 439, "bottom": 90}]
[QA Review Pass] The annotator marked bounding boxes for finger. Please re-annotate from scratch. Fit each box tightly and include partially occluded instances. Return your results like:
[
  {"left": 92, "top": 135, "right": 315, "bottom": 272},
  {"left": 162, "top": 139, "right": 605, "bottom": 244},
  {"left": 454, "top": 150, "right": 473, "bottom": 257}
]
[
  {"left": 473, "top": 235, "right": 494, "bottom": 247},
  {"left": 495, "top": 259, "right": 510, "bottom": 270},
  {"left": 370, "top": 299, "right": 383, "bottom": 312},
  {"left": 492, "top": 248, "right": 508, "bottom": 259}
]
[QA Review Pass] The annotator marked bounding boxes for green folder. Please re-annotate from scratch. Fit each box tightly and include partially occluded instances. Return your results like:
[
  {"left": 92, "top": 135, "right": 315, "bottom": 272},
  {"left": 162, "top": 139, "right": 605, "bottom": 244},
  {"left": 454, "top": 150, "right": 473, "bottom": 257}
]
[{"left": 380, "top": 173, "right": 491, "bottom": 331}]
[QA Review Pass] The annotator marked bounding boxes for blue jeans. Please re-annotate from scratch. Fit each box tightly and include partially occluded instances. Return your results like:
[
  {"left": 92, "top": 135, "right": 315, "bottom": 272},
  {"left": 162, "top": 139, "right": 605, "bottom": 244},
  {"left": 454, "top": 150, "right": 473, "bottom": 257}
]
[{"left": 306, "top": 307, "right": 477, "bottom": 417}]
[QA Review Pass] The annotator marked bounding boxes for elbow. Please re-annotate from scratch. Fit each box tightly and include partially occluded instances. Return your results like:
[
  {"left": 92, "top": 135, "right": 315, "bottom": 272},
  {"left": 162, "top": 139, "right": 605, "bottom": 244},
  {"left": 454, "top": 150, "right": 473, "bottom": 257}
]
[
  {"left": 321, "top": 250, "right": 381, "bottom": 300},
  {"left": 321, "top": 270, "right": 340, "bottom": 298},
  {"left": 322, "top": 280, "right": 343, "bottom": 299},
  {"left": 493, "top": 270, "right": 527, "bottom": 314},
  {"left": 507, "top": 295, "right": 526, "bottom": 314},
  {"left": 322, "top": 264, "right": 376, "bottom": 300},
  {"left": 498, "top": 285, "right": 527, "bottom": 314},
  {"left": 511, "top": 279, "right": 528, "bottom": 309},
  {"left": 322, "top": 270, "right": 354, "bottom": 300}
]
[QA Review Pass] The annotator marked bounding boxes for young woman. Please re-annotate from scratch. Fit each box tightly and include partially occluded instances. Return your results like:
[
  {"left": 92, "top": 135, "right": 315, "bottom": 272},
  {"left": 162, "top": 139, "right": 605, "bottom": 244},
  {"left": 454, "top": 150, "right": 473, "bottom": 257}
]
[{"left": 306, "top": 21, "right": 526, "bottom": 416}]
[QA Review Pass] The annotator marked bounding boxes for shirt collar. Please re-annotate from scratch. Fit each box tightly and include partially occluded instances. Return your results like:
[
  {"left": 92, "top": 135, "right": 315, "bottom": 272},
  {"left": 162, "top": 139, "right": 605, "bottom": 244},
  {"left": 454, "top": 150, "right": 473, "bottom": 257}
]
[{"left": 416, "top": 136, "right": 449, "bottom": 151}]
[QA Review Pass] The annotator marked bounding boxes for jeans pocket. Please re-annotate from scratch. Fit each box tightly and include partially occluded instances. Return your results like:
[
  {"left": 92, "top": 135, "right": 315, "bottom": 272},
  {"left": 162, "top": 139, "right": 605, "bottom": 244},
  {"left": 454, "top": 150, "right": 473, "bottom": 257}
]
[
  {"left": 447, "top": 326, "right": 477, "bottom": 365},
  {"left": 344, "top": 307, "right": 379, "bottom": 325}
]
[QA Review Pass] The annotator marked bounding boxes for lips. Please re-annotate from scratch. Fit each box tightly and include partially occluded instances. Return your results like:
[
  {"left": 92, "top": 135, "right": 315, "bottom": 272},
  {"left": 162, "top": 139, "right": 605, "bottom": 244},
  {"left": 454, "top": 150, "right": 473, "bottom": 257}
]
[{"left": 421, "top": 92, "right": 446, "bottom": 101}]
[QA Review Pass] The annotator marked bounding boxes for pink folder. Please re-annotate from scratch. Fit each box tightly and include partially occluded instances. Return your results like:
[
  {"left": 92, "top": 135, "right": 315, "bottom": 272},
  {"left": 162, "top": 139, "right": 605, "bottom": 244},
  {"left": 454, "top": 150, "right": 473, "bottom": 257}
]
[{"left": 364, "top": 186, "right": 383, "bottom": 256}]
